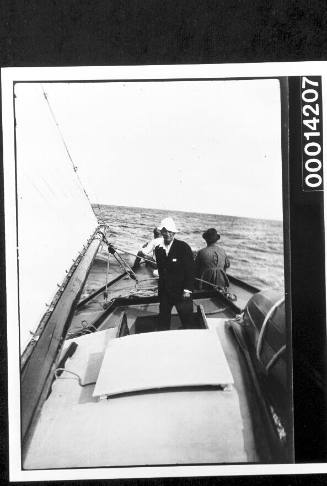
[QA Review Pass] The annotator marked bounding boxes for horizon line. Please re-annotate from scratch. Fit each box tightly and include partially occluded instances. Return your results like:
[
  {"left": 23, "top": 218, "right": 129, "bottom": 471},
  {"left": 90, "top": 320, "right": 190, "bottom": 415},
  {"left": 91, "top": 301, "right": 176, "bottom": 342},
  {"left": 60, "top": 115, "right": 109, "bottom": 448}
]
[{"left": 91, "top": 201, "right": 283, "bottom": 223}]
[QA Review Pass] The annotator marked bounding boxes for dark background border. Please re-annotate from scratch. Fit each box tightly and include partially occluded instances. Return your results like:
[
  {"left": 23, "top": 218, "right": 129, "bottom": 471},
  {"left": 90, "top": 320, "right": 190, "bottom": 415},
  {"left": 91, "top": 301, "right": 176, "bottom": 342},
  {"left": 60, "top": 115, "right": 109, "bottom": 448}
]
[{"left": 1, "top": 0, "right": 327, "bottom": 484}]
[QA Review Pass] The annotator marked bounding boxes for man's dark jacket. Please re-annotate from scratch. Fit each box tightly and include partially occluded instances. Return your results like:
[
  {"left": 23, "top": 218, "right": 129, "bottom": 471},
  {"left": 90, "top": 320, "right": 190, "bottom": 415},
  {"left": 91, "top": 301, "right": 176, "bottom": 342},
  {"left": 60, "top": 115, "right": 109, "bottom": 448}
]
[{"left": 155, "top": 238, "right": 195, "bottom": 302}]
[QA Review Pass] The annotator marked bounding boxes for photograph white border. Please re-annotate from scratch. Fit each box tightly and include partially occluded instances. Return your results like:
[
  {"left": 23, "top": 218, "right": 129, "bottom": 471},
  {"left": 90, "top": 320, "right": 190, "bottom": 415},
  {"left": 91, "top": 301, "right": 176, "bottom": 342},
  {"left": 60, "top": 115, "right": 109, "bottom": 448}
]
[{"left": 2, "top": 61, "right": 327, "bottom": 481}]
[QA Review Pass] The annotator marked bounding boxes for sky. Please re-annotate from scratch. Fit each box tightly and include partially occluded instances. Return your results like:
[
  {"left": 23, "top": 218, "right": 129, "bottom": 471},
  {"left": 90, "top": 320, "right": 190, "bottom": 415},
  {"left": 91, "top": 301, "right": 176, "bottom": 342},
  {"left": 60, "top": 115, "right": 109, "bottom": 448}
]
[{"left": 40, "top": 79, "right": 283, "bottom": 220}]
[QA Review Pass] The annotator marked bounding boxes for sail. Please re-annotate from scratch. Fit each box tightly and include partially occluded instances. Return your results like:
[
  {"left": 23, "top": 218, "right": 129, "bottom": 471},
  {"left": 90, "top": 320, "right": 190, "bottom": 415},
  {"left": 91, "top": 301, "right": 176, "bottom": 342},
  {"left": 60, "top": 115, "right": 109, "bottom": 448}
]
[{"left": 14, "top": 84, "right": 98, "bottom": 351}]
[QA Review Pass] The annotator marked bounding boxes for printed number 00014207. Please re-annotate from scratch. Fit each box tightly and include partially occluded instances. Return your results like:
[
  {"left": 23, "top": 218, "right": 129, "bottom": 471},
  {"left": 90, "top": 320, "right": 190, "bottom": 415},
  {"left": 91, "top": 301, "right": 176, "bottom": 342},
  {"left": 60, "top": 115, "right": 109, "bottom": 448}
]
[{"left": 301, "top": 76, "right": 323, "bottom": 190}]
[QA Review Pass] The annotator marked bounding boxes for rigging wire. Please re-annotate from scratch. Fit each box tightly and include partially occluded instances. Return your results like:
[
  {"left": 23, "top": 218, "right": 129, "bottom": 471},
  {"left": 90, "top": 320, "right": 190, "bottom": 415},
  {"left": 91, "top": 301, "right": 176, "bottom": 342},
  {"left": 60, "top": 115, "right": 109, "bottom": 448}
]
[
  {"left": 104, "top": 249, "right": 110, "bottom": 303},
  {"left": 98, "top": 231, "right": 138, "bottom": 282},
  {"left": 110, "top": 244, "right": 160, "bottom": 266},
  {"left": 40, "top": 84, "right": 93, "bottom": 207}
]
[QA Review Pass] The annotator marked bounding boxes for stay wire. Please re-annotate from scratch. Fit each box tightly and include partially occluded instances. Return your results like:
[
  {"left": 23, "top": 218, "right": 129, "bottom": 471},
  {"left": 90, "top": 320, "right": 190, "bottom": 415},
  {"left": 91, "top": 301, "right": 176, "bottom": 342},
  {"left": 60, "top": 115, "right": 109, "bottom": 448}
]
[
  {"left": 112, "top": 244, "right": 157, "bottom": 266},
  {"left": 40, "top": 84, "right": 93, "bottom": 207},
  {"left": 98, "top": 232, "right": 138, "bottom": 282},
  {"left": 104, "top": 251, "right": 110, "bottom": 303}
]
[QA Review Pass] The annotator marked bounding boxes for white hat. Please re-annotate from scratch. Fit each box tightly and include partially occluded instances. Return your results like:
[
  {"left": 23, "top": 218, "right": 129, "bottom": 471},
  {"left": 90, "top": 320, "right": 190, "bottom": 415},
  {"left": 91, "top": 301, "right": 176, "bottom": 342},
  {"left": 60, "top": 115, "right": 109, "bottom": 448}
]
[{"left": 158, "top": 217, "right": 178, "bottom": 233}]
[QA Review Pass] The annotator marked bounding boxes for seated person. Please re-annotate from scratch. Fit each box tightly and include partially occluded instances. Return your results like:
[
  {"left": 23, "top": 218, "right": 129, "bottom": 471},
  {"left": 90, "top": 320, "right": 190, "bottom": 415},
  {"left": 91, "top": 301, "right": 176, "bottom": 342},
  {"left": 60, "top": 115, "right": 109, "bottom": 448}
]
[
  {"left": 195, "top": 228, "right": 230, "bottom": 290},
  {"left": 132, "top": 227, "right": 163, "bottom": 271}
]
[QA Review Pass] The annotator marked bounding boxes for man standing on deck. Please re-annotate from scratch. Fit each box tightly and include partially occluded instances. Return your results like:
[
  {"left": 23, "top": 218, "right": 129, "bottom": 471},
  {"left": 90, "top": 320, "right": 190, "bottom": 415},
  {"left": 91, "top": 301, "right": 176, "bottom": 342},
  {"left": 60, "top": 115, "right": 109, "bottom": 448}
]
[{"left": 154, "top": 217, "right": 195, "bottom": 331}]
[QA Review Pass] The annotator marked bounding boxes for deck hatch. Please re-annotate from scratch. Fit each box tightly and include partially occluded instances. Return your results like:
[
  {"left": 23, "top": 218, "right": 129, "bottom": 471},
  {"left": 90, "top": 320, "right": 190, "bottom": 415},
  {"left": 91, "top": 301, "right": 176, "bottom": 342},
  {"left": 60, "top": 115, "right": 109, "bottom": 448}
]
[{"left": 93, "top": 329, "right": 234, "bottom": 398}]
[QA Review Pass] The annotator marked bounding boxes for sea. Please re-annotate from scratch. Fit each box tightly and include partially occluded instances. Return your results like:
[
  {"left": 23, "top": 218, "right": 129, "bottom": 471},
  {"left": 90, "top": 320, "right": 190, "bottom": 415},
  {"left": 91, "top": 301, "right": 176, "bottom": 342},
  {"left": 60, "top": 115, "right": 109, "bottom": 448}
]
[{"left": 92, "top": 204, "right": 284, "bottom": 291}]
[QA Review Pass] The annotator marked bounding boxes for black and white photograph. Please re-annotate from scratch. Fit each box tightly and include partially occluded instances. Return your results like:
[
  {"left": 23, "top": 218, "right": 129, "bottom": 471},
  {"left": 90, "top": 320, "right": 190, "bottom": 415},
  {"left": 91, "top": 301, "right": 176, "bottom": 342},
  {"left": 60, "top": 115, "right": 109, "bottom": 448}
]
[{"left": 2, "top": 64, "right": 326, "bottom": 480}]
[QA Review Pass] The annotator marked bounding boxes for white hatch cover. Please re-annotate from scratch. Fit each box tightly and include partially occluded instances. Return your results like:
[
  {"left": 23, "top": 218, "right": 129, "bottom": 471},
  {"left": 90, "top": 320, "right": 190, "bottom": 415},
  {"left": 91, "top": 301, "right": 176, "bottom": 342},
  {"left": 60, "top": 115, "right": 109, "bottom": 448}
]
[{"left": 93, "top": 329, "right": 234, "bottom": 398}]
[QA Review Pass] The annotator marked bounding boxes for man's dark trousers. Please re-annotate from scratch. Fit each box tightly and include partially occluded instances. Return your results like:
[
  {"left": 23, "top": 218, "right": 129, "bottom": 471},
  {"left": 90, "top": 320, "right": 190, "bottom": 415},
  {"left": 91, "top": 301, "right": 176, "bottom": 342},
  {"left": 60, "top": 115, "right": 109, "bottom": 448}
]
[{"left": 158, "top": 294, "right": 194, "bottom": 331}]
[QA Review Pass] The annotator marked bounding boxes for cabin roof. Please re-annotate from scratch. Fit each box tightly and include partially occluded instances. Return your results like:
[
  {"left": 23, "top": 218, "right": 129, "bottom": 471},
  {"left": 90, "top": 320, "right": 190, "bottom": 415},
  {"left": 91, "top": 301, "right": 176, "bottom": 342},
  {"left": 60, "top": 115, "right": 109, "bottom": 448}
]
[{"left": 93, "top": 329, "right": 234, "bottom": 398}]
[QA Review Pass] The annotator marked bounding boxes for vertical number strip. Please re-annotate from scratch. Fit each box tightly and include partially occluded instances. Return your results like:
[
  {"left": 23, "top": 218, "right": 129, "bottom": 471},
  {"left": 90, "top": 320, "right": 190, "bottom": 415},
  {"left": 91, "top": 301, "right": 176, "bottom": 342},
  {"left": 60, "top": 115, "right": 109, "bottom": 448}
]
[{"left": 301, "top": 76, "right": 324, "bottom": 191}]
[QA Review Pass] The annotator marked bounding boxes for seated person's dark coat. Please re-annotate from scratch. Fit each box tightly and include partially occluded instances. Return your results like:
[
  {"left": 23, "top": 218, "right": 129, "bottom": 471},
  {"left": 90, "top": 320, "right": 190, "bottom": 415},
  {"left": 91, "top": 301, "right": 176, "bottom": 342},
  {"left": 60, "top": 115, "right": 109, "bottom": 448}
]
[
  {"left": 195, "top": 244, "right": 230, "bottom": 289},
  {"left": 155, "top": 239, "right": 195, "bottom": 302}
]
